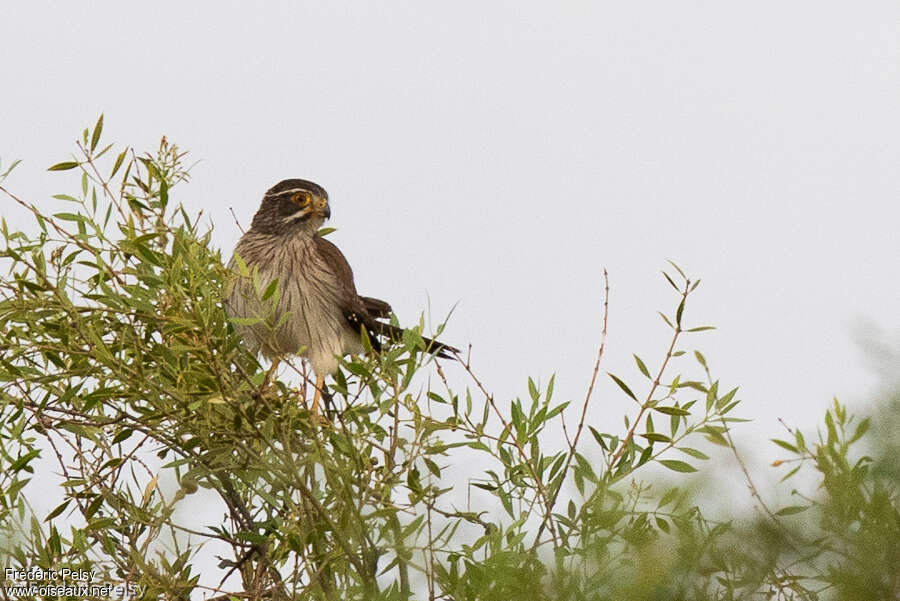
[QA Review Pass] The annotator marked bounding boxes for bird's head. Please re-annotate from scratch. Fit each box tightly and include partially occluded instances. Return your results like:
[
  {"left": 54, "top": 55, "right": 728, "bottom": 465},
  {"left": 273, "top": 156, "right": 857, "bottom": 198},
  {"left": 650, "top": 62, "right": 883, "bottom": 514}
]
[{"left": 250, "top": 179, "right": 331, "bottom": 235}]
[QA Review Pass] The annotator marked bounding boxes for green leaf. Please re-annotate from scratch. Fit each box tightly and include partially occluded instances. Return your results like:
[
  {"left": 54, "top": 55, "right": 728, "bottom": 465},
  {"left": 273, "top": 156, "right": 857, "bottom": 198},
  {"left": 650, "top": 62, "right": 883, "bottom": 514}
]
[
  {"left": 232, "top": 252, "right": 250, "bottom": 277},
  {"left": 794, "top": 429, "right": 806, "bottom": 450},
  {"left": 824, "top": 411, "right": 837, "bottom": 444},
  {"left": 653, "top": 405, "right": 690, "bottom": 416},
  {"left": 658, "top": 459, "right": 697, "bottom": 473},
  {"left": 53, "top": 212, "right": 86, "bottom": 223},
  {"left": 694, "top": 350, "right": 707, "bottom": 368},
  {"left": 112, "top": 429, "right": 134, "bottom": 444},
  {"left": 44, "top": 500, "right": 71, "bottom": 522},
  {"left": 7, "top": 478, "right": 31, "bottom": 501},
  {"left": 849, "top": 417, "right": 870, "bottom": 444},
  {"left": 90, "top": 114, "right": 104, "bottom": 152},
  {"left": 1, "top": 158, "right": 22, "bottom": 178},
  {"left": 717, "top": 387, "right": 738, "bottom": 409},
  {"left": 678, "top": 381, "right": 707, "bottom": 392},
  {"left": 94, "top": 142, "right": 113, "bottom": 159},
  {"left": 657, "top": 486, "right": 679, "bottom": 508},
  {"left": 678, "top": 447, "right": 709, "bottom": 460},
  {"left": 589, "top": 426, "right": 607, "bottom": 451},
  {"left": 100, "top": 458, "right": 123, "bottom": 471},
  {"left": 779, "top": 465, "right": 802, "bottom": 482},
  {"left": 775, "top": 505, "right": 808, "bottom": 516},
  {"left": 771, "top": 438, "right": 798, "bottom": 453},
  {"left": 48, "top": 161, "right": 80, "bottom": 171},
  {"left": 52, "top": 194, "right": 80, "bottom": 202},
  {"left": 84, "top": 496, "right": 103, "bottom": 520},
  {"left": 10, "top": 450, "right": 40, "bottom": 471},
  {"left": 699, "top": 425, "right": 729, "bottom": 446},
  {"left": 235, "top": 531, "right": 269, "bottom": 544},
  {"left": 229, "top": 317, "right": 263, "bottom": 326},
  {"left": 633, "top": 354, "right": 650, "bottom": 378},
  {"left": 658, "top": 311, "right": 673, "bottom": 328},
  {"left": 407, "top": 467, "right": 423, "bottom": 494},
  {"left": 423, "top": 457, "right": 441, "bottom": 477},
  {"left": 608, "top": 373, "right": 638, "bottom": 402},
  {"left": 705, "top": 380, "right": 719, "bottom": 410},
  {"left": 655, "top": 516, "right": 670, "bottom": 533},
  {"left": 544, "top": 401, "right": 569, "bottom": 421},
  {"left": 110, "top": 150, "right": 128, "bottom": 178},
  {"left": 662, "top": 271, "right": 678, "bottom": 291},
  {"left": 666, "top": 259, "right": 686, "bottom": 279},
  {"left": 261, "top": 278, "right": 279, "bottom": 301},
  {"left": 640, "top": 432, "right": 671, "bottom": 443},
  {"left": 638, "top": 446, "right": 653, "bottom": 466}
]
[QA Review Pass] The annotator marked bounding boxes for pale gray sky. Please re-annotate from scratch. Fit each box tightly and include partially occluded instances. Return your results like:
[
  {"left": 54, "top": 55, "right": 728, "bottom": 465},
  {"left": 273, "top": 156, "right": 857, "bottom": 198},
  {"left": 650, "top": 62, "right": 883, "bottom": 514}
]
[{"left": 2, "top": 0, "right": 898, "bottom": 502}]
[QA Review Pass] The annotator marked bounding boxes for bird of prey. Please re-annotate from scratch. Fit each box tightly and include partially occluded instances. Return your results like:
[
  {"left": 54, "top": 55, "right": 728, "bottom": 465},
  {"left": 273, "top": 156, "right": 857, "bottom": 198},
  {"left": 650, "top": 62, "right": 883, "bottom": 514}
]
[{"left": 225, "top": 178, "right": 457, "bottom": 413}]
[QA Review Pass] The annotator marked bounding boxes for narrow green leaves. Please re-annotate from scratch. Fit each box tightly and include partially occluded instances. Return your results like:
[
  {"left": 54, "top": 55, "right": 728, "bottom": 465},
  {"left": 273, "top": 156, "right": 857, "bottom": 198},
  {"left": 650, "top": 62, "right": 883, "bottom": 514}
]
[
  {"left": 849, "top": 417, "right": 870, "bottom": 444},
  {"left": 110, "top": 149, "right": 128, "bottom": 178},
  {"left": 633, "top": 354, "right": 650, "bottom": 378},
  {"left": 772, "top": 439, "right": 798, "bottom": 453},
  {"left": 1, "top": 158, "right": 22, "bottom": 178},
  {"left": 774, "top": 505, "right": 808, "bottom": 516},
  {"left": 527, "top": 377, "right": 539, "bottom": 403},
  {"left": 90, "top": 114, "right": 104, "bottom": 152},
  {"left": 48, "top": 161, "right": 80, "bottom": 171},
  {"left": 608, "top": 373, "right": 639, "bottom": 403},
  {"left": 658, "top": 459, "right": 697, "bottom": 473}
]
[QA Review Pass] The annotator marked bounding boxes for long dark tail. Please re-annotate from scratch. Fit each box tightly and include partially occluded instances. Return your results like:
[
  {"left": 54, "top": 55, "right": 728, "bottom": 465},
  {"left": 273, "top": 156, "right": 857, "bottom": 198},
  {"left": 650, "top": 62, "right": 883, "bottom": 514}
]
[{"left": 374, "top": 321, "right": 459, "bottom": 360}]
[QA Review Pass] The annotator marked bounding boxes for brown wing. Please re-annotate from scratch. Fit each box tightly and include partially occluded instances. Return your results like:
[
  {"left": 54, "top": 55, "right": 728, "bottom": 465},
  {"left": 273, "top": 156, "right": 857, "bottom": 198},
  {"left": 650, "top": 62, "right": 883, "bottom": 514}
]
[
  {"left": 313, "top": 235, "right": 359, "bottom": 299},
  {"left": 314, "top": 235, "right": 384, "bottom": 351},
  {"left": 313, "top": 235, "right": 458, "bottom": 359}
]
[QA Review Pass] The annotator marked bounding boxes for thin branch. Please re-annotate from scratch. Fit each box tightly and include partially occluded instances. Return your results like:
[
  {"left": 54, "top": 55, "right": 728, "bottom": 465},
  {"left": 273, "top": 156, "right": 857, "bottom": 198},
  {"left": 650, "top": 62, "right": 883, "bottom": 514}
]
[
  {"left": 535, "top": 268, "right": 609, "bottom": 547},
  {"left": 608, "top": 278, "right": 690, "bottom": 470}
]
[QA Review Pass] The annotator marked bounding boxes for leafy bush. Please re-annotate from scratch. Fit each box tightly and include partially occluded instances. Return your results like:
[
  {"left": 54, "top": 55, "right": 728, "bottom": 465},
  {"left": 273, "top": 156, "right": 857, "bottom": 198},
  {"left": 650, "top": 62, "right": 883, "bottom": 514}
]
[{"left": 0, "top": 120, "right": 896, "bottom": 600}]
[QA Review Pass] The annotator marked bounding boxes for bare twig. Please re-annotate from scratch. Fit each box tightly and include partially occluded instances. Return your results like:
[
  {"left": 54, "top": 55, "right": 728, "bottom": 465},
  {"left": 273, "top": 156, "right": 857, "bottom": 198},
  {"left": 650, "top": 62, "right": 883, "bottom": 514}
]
[
  {"left": 229, "top": 207, "right": 246, "bottom": 234},
  {"left": 535, "top": 269, "right": 609, "bottom": 546}
]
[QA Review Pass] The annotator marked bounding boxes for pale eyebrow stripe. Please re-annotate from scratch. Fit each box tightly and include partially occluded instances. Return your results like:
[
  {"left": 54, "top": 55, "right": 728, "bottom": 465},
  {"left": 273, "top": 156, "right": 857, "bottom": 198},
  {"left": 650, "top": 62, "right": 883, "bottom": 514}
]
[{"left": 267, "top": 188, "right": 310, "bottom": 198}]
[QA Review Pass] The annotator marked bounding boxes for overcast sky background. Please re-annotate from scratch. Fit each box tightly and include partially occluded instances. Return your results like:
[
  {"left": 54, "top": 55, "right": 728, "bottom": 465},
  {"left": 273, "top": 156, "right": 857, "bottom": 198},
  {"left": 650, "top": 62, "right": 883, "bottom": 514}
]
[{"left": 2, "top": 0, "right": 899, "bottom": 581}]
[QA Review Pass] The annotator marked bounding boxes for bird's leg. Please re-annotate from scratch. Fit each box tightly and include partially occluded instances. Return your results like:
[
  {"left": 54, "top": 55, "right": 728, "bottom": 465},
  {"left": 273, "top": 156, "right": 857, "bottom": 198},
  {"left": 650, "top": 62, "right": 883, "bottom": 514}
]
[
  {"left": 311, "top": 374, "right": 324, "bottom": 416},
  {"left": 309, "top": 375, "right": 336, "bottom": 424}
]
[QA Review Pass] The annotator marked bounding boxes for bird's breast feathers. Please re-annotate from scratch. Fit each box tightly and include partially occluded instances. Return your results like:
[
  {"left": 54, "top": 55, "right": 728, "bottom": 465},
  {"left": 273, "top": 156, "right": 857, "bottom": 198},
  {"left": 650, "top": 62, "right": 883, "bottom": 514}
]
[{"left": 227, "top": 233, "right": 361, "bottom": 374}]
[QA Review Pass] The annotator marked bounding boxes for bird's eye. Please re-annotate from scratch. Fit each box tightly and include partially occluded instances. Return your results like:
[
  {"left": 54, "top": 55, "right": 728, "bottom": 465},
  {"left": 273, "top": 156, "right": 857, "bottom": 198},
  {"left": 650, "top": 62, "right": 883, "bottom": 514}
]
[{"left": 290, "top": 192, "right": 310, "bottom": 206}]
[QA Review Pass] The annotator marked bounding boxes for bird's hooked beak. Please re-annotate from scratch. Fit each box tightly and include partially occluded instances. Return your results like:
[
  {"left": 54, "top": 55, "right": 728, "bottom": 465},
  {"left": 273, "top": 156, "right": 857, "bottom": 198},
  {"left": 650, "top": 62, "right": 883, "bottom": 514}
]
[
  {"left": 300, "top": 193, "right": 330, "bottom": 219},
  {"left": 317, "top": 196, "right": 331, "bottom": 220}
]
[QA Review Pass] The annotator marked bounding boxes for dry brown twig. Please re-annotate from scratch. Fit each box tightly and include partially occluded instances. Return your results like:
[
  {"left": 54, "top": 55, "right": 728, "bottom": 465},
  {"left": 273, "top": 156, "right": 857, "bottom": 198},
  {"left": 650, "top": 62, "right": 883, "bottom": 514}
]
[{"left": 535, "top": 269, "right": 611, "bottom": 545}]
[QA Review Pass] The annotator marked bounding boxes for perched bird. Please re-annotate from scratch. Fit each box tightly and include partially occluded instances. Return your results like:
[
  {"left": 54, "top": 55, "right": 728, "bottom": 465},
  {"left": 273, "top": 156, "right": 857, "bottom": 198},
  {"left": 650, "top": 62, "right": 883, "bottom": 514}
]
[{"left": 225, "top": 178, "right": 457, "bottom": 413}]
